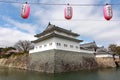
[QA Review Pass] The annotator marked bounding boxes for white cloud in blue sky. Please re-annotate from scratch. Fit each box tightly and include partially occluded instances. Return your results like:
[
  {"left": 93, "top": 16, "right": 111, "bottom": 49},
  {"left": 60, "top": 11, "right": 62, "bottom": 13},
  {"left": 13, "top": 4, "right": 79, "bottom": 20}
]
[{"left": 0, "top": 0, "right": 120, "bottom": 47}]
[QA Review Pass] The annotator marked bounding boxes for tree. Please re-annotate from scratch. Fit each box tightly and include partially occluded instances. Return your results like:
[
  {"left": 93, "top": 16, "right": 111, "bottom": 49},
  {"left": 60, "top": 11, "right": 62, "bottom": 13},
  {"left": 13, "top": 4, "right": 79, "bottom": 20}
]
[
  {"left": 108, "top": 44, "right": 117, "bottom": 52},
  {"left": 0, "top": 48, "right": 3, "bottom": 53},
  {"left": 115, "top": 46, "right": 120, "bottom": 55},
  {"left": 108, "top": 44, "right": 120, "bottom": 55},
  {"left": 0, "top": 47, "right": 16, "bottom": 53},
  {"left": 14, "top": 40, "right": 34, "bottom": 53}
]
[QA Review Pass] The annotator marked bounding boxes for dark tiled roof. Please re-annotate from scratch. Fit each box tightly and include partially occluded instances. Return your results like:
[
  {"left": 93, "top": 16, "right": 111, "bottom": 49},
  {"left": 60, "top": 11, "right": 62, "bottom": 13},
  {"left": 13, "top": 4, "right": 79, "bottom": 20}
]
[
  {"left": 35, "top": 23, "right": 80, "bottom": 37},
  {"left": 32, "top": 32, "right": 83, "bottom": 43},
  {"left": 80, "top": 41, "right": 97, "bottom": 48}
]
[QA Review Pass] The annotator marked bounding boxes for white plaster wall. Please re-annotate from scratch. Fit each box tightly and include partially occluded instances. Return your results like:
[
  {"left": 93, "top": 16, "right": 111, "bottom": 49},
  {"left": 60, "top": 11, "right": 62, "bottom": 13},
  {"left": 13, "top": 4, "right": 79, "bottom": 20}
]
[
  {"left": 29, "top": 37, "right": 81, "bottom": 53},
  {"left": 29, "top": 38, "right": 56, "bottom": 53},
  {"left": 80, "top": 49, "right": 94, "bottom": 54},
  {"left": 29, "top": 37, "right": 94, "bottom": 54},
  {"left": 115, "top": 55, "right": 119, "bottom": 58},
  {"left": 96, "top": 54, "right": 113, "bottom": 58},
  {"left": 53, "top": 37, "right": 80, "bottom": 51}
]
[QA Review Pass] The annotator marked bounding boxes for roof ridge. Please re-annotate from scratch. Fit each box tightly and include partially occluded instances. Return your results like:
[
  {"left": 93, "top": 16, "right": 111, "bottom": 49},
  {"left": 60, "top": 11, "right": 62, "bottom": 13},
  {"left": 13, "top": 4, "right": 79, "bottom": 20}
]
[{"left": 35, "top": 23, "right": 80, "bottom": 37}]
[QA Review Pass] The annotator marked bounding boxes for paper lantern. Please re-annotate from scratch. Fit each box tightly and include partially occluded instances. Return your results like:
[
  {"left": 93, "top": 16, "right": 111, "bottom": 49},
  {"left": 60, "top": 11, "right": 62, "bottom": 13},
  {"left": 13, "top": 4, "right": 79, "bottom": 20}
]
[
  {"left": 103, "top": 4, "right": 113, "bottom": 20},
  {"left": 21, "top": 2, "right": 30, "bottom": 19},
  {"left": 64, "top": 4, "right": 73, "bottom": 20}
]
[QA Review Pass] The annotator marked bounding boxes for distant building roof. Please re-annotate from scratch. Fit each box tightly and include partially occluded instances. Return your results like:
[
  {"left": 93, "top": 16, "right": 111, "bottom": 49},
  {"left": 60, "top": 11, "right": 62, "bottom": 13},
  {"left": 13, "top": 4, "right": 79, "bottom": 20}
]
[
  {"left": 96, "top": 47, "right": 107, "bottom": 52},
  {"left": 80, "top": 41, "right": 97, "bottom": 48},
  {"left": 34, "top": 22, "right": 80, "bottom": 37},
  {"left": 80, "top": 41, "right": 97, "bottom": 51}
]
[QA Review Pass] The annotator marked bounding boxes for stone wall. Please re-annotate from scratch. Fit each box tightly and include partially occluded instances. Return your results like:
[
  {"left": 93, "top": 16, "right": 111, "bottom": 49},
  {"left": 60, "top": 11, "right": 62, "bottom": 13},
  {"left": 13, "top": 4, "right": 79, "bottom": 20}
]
[
  {"left": 28, "top": 49, "right": 98, "bottom": 73},
  {"left": 28, "top": 50, "right": 55, "bottom": 73},
  {"left": 0, "top": 49, "right": 117, "bottom": 73},
  {"left": 96, "top": 57, "right": 116, "bottom": 68},
  {"left": 54, "top": 50, "right": 98, "bottom": 73},
  {"left": 0, "top": 55, "right": 28, "bottom": 69}
]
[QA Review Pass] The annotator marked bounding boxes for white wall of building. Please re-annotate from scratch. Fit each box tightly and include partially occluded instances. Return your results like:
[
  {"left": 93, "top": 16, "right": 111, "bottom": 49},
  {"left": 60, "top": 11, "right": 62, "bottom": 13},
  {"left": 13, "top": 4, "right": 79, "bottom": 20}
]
[
  {"left": 114, "top": 55, "right": 119, "bottom": 58},
  {"left": 53, "top": 37, "right": 80, "bottom": 52},
  {"left": 29, "top": 38, "right": 56, "bottom": 53},
  {"left": 29, "top": 35, "right": 93, "bottom": 54},
  {"left": 96, "top": 54, "right": 113, "bottom": 58}
]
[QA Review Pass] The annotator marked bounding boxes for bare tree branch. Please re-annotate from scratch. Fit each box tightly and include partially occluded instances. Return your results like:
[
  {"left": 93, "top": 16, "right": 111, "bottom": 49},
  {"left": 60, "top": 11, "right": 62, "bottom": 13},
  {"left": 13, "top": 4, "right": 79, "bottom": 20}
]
[{"left": 14, "top": 40, "right": 34, "bottom": 53}]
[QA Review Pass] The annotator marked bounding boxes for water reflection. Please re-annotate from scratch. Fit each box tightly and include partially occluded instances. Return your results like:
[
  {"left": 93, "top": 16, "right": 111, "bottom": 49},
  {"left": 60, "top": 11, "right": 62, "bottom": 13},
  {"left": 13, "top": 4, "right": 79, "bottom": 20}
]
[
  {"left": 96, "top": 68, "right": 120, "bottom": 80},
  {"left": 0, "top": 67, "right": 54, "bottom": 80},
  {"left": 0, "top": 67, "right": 120, "bottom": 80}
]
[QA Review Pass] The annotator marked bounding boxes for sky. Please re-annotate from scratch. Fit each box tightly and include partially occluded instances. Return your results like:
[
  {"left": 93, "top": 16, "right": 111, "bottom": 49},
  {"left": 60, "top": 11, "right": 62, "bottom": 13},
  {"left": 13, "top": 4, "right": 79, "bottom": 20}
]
[{"left": 0, "top": 0, "right": 120, "bottom": 48}]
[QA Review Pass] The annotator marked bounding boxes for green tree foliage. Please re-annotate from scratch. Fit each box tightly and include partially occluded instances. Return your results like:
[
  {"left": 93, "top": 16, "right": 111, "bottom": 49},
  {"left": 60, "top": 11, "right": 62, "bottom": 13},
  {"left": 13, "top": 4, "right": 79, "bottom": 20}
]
[
  {"left": 115, "top": 46, "right": 120, "bottom": 55},
  {"left": 108, "top": 44, "right": 117, "bottom": 52},
  {"left": 14, "top": 40, "right": 34, "bottom": 54},
  {"left": 0, "top": 48, "right": 3, "bottom": 52},
  {"left": 108, "top": 44, "right": 120, "bottom": 55},
  {"left": 1, "top": 47, "right": 16, "bottom": 53},
  {"left": 0, "top": 47, "right": 16, "bottom": 58}
]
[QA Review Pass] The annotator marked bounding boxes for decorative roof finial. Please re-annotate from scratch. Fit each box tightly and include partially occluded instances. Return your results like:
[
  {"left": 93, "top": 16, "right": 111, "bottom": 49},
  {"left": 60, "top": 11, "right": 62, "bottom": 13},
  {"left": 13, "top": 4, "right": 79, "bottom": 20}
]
[
  {"left": 93, "top": 41, "right": 95, "bottom": 43},
  {"left": 48, "top": 22, "right": 51, "bottom": 25}
]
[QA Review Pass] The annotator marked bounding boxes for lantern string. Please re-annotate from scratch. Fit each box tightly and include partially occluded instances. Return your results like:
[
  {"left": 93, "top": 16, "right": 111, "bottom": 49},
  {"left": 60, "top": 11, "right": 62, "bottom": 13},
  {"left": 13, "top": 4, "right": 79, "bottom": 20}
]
[
  {"left": 36, "top": 19, "right": 120, "bottom": 21},
  {"left": 17, "top": 19, "right": 119, "bottom": 21},
  {"left": 0, "top": 0, "right": 120, "bottom": 6}
]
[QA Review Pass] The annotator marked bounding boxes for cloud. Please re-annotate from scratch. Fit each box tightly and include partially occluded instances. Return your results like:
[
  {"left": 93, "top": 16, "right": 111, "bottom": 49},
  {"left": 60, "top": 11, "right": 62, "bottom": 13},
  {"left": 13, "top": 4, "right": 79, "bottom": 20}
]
[
  {"left": 1, "top": 0, "right": 120, "bottom": 47},
  {"left": 31, "top": 0, "right": 120, "bottom": 47},
  {"left": 95, "top": 27, "right": 120, "bottom": 41},
  {"left": 1, "top": 16, "right": 38, "bottom": 34},
  {"left": 0, "top": 27, "right": 36, "bottom": 47}
]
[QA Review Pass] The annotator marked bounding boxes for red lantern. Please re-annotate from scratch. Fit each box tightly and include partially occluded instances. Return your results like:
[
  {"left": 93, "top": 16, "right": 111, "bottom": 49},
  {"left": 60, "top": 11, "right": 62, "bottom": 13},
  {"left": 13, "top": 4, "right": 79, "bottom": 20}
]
[
  {"left": 21, "top": 2, "right": 30, "bottom": 19},
  {"left": 64, "top": 4, "right": 73, "bottom": 20},
  {"left": 103, "top": 4, "right": 113, "bottom": 20}
]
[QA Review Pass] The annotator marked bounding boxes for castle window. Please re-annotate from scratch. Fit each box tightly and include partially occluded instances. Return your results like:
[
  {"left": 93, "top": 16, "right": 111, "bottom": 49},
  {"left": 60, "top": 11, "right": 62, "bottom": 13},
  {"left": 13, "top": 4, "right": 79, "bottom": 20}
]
[
  {"left": 57, "top": 43, "right": 61, "bottom": 46},
  {"left": 36, "top": 46, "right": 38, "bottom": 49},
  {"left": 59, "top": 43, "right": 61, "bottom": 46},
  {"left": 76, "top": 46, "right": 78, "bottom": 49},
  {"left": 49, "top": 43, "right": 52, "bottom": 46},
  {"left": 70, "top": 45, "right": 73, "bottom": 48},
  {"left": 64, "top": 44, "right": 67, "bottom": 47},
  {"left": 57, "top": 43, "right": 59, "bottom": 46},
  {"left": 44, "top": 45, "right": 47, "bottom": 47},
  {"left": 39, "top": 46, "right": 42, "bottom": 48}
]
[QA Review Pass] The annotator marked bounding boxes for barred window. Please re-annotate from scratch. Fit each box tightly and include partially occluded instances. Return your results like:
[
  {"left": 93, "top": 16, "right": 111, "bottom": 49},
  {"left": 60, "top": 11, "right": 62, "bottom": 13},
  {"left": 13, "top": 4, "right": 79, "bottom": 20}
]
[
  {"left": 36, "top": 46, "right": 38, "bottom": 49},
  {"left": 70, "top": 45, "right": 73, "bottom": 48},
  {"left": 57, "top": 43, "right": 61, "bottom": 46},
  {"left": 76, "top": 46, "right": 78, "bottom": 49},
  {"left": 64, "top": 44, "right": 67, "bottom": 47},
  {"left": 49, "top": 43, "right": 52, "bottom": 46},
  {"left": 44, "top": 45, "right": 47, "bottom": 47},
  {"left": 39, "top": 46, "right": 42, "bottom": 48}
]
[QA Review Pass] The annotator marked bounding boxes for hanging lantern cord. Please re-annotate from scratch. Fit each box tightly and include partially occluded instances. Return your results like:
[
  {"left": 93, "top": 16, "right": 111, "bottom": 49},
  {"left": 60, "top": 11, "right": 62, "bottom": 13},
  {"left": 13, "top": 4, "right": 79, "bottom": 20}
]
[
  {"left": 0, "top": 1, "right": 120, "bottom": 6},
  {"left": 106, "top": 3, "right": 109, "bottom": 5},
  {"left": 67, "top": 3, "right": 69, "bottom": 5}
]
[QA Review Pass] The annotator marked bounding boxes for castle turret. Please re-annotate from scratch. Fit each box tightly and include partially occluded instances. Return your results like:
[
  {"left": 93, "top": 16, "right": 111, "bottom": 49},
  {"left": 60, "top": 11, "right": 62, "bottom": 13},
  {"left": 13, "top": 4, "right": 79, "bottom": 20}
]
[{"left": 29, "top": 23, "right": 83, "bottom": 53}]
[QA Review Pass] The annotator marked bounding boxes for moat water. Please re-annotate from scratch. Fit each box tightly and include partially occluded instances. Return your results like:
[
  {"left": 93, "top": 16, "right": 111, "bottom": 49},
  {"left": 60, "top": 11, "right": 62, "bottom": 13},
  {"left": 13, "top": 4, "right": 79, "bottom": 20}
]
[{"left": 0, "top": 67, "right": 120, "bottom": 80}]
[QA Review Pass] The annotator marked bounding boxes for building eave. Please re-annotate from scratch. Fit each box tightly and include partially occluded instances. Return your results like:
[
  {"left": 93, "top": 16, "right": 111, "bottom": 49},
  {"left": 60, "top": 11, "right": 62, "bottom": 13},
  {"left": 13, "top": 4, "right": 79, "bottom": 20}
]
[{"left": 32, "top": 33, "right": 83, "bottom": 43}]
